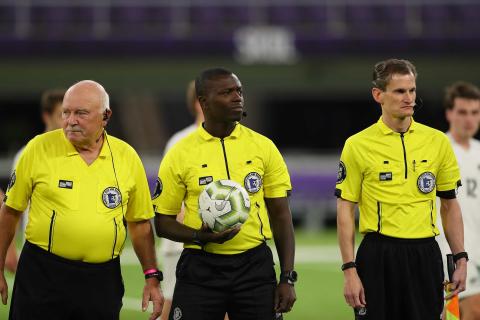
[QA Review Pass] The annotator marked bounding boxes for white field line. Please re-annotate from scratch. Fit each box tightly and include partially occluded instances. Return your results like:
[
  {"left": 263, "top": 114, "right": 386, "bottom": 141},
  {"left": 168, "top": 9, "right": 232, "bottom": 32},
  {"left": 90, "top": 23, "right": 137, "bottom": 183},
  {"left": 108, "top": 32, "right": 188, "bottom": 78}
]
[
  {"left": 123, "top": 297, "right": 154, "bottom": 313},
  {"left": 120, "top": 244, "right": 344, "bottom": 266},
  {"left": 120, "top": 244, "right": 345, "bottom": 312}
]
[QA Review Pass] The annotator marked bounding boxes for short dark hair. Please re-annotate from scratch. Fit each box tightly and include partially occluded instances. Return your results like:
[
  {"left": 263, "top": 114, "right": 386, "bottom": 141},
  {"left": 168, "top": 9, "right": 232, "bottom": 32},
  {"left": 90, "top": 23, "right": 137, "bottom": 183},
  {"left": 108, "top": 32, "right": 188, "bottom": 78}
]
[
  {"left": 186, "top": 80, "right": 197, "bottom": 116},
  {"left": 195, "top": 68, "right": 233, "bottom": 98},
  {"left": 444, "top": 81, "right": 480, "bottom": 110},
  {"left": 41, "top": 89, "right": 65, "bottom": 114},
  {"left": 372, "top": 59, "right": 417, "bottom": 91}
]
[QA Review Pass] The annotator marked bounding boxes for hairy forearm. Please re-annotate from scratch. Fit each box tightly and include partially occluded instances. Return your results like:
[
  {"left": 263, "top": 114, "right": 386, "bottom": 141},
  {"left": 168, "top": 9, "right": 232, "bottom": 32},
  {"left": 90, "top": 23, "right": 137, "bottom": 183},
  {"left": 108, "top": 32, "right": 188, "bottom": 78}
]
[
  {"left": 0, "top": 204, "right": 21, "bottom": 272},
  {"left": 337, "top": 198, "right": 357, "bottom": 263},
  {"left": 440, "top": 198, "right": 465, "bottom": 254},
  {"left": 128, "top": 220, "right": 158, "bottom": 270}
]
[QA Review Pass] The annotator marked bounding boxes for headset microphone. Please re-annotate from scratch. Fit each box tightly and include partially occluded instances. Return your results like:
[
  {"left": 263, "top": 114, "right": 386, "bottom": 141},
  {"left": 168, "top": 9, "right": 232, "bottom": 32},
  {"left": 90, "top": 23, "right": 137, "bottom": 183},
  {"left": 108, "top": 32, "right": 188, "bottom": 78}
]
[
  {"left": 242, "top": 111, "right": 247, "bottom": 117},
  {"left": 414, "top": 97, "right": 424, "bottom": 111}
]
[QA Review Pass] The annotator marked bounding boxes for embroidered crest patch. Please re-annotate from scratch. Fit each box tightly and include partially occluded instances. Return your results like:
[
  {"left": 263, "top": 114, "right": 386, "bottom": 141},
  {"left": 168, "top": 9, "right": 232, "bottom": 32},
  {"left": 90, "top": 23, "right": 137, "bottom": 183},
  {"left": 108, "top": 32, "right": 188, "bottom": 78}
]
[
  {"left": 244, "top": 172, "right": 262, "bottom": 193},
  {"left": 417, "top": 172, "right": 436, "bottom": 194},
  {"left": 102, "top": 187, "right": 122, "bottom": 209}
]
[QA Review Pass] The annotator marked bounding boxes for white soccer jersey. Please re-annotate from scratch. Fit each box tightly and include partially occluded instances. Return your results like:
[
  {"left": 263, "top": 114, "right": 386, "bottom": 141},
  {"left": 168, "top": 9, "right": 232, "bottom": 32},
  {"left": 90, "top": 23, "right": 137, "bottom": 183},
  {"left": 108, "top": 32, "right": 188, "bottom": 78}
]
[
  {"left": 437, "top": 133, "right": 480, "bottom": 298},
  {"left": 449, "top": 134, "right": 480, "bottom": 262},
  {"left": 160, "top": 123, "right": 198, "bottom": 254}
]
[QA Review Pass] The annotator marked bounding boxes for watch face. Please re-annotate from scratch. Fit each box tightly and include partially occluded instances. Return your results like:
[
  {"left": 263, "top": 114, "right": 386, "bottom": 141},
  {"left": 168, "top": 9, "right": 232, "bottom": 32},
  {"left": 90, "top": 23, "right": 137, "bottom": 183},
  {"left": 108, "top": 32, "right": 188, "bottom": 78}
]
[{"left": 290, "top": 271, "right": 298, "bottom": 282}]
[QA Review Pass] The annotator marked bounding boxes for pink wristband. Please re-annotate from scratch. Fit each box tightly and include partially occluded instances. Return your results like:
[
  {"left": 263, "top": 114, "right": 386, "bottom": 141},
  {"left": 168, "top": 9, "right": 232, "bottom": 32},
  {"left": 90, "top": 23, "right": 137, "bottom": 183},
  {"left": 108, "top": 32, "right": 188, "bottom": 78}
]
[{"left": 143, "top": 268, "right": 158, "bottom": 275}]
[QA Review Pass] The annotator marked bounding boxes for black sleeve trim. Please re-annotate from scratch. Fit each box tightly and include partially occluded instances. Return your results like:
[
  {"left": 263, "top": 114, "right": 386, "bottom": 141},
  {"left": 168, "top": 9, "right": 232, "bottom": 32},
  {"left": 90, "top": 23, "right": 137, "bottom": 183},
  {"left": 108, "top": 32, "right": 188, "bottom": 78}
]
[
  {"left": 286, "top": 190, "right": 292, "bottom": 197},
  {"left": 457, "top": 180, "right": 462, "bottom": 188},
  {"left": 436, "top": 189, "right": 456, "bottom": 199},
  {"left": 334, "top": 188, "right": 342, "bottom": 198}
]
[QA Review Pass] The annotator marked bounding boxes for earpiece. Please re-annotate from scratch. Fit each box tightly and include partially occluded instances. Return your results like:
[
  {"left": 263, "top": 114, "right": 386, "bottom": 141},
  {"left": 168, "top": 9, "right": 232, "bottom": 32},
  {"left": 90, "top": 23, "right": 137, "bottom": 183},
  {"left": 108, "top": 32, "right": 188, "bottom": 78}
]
[{"left": 103, "top": 112, "right": 108, "bottom": 121}]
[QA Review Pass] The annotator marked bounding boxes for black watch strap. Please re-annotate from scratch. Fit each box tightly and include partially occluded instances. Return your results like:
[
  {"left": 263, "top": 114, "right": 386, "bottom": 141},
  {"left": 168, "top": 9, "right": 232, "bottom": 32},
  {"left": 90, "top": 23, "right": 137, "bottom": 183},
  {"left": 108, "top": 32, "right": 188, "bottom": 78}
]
[
  {"left": 145, "top": 270, "right": 163, "bottom": 282},
  {"left": 341, "top": 261, "right": 357, "bottom": 271},
  {"left": 453, "top": 251, "right": 469, "bottom": 263},
  {"left": 192, "top": 231, "right": 205, "bottom": 246},
  {"left": 279, "top": 270, "right": 298, "bottom": 285}
]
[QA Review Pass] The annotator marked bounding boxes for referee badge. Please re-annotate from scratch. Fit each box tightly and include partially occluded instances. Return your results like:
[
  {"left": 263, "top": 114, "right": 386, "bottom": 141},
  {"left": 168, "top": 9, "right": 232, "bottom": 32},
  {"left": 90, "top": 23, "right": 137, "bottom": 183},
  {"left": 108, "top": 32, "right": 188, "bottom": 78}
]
[
  {"left": 102, "top": 187, "right": 122, "bottom": 209},
  {"left": 7, "top": 170, "right": 16, "bottom": 191},
  {"left": 244, "top": 172, "right": 262, "bottom": 193},
  {"left": 173, "top": 307, "right": 182, "bottom": 320},
  {"left": 152, "top": 178, "right": 162, "bottom": 199},
  {"left": 417, "top": 172, "right": 436, "bottom": 194},
  {"left": 337, "top": 161, "right": 346, "bottom": 184}
]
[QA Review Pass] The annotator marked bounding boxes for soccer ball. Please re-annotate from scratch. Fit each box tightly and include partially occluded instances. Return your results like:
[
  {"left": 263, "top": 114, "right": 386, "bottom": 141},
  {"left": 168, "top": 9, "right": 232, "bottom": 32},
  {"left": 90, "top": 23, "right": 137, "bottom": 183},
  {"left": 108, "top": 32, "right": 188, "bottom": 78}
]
[{"left": 198, "top": 179, "right": 251, "bottom": 233}]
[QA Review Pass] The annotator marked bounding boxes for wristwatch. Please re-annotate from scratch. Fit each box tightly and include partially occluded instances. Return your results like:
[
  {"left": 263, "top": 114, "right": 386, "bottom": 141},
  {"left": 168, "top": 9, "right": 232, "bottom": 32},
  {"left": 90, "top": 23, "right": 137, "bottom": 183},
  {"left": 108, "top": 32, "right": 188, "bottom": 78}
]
[
  {"left": 279, "top": 270, "right": 298, "bottom": 285},
  {"left": 192, "top": 230, "right": 205, "bottom": 246},
  {"left": 453, "top": 251, "right": 469, "bottom": 263},
  {"left": 144, "top": 269, "right": 163, "bottom": 282}
]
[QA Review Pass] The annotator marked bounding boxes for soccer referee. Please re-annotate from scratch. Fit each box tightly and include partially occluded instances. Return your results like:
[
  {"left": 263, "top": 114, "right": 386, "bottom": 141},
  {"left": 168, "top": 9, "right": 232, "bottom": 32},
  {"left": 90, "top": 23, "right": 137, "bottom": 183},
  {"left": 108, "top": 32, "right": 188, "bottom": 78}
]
[
  {"left": 154, "top": 68, "right": 296, "bottom": 320},
  {"left": 336, "top": 59, "right": 468, "bottom": 320},
  {"left": 0, "top": 80, "right": 163, "bottom": 320}
]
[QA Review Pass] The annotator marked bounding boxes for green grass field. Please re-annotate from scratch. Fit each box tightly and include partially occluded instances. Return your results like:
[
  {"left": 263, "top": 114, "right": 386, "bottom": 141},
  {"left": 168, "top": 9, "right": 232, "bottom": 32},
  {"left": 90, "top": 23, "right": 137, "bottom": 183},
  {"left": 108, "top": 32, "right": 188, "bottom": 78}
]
[{"left": 1, "top": 229, "right": 357, "bottom": 319}]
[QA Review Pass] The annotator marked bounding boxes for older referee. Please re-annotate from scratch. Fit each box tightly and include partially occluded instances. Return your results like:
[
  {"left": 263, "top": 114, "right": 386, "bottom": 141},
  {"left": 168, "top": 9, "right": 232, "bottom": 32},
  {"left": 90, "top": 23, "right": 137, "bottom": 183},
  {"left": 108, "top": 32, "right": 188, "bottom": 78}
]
[
  {"left": 336, "top": 59, "right": 468, "bottom": 320},
  {"left": 0, "top": 80, "right": 163, "bottom": 320}
]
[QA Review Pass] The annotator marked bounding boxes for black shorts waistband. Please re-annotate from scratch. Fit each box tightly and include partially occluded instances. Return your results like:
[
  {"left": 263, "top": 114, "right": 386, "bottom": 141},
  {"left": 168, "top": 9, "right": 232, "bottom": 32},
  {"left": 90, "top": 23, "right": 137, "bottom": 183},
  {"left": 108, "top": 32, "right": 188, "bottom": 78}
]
[
  {"left": 183, "top": 242, "right": 268, "bottom": 258},
  {"left": 364, "top": 232, "right": 436, "bottom": 244},
  {"left": 24, "top": 240, "right": 120, "bottom": 269}
]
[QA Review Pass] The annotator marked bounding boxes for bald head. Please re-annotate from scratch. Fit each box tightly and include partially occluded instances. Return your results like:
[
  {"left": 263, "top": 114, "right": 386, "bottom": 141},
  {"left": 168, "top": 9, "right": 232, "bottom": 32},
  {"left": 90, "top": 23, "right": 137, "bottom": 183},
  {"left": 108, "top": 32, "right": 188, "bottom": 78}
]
[
  {"left": 62, "top": 80, "right": 111, "bottom": 149},
  {"left": 64, "top": 80, "right": 110, "bottom": 112}
]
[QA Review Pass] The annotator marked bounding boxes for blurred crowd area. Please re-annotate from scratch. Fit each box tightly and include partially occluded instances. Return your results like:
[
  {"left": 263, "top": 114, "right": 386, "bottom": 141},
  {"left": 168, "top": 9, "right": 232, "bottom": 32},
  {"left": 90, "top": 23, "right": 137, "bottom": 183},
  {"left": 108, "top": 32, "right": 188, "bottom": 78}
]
[{"left": 1, "top": 0, "right": 479, "bottom": 229}]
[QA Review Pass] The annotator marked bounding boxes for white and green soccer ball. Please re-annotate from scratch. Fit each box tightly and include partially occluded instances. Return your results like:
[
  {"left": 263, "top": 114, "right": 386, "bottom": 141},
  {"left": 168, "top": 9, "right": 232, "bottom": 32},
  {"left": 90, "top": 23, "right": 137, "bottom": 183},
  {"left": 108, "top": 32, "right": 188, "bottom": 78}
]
[{"left": 198, "top": 179, "right": 251, "bottom": 233}]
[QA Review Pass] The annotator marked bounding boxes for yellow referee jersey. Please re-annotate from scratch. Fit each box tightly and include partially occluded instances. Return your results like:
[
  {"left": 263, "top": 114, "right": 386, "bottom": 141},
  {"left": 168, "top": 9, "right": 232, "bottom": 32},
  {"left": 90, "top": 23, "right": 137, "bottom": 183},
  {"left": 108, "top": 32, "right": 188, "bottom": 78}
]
[
  {"left": 4, "top": 129, "right": 154, "bottom": 263},
  {"left": 152, "top": 123, "right": 292, "bottom": 255},
  {"left": 335, "top": 117, "right": 461, "bottom": 239}
]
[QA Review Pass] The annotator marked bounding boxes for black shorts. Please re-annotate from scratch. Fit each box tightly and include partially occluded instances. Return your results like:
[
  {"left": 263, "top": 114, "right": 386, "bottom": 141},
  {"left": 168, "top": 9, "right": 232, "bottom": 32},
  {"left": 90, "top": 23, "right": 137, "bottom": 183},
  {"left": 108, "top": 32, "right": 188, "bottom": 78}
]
[
  {"left": 9, "top": 241, "right": 124, "bottom": 320},
  {"left": 355, "top": 233, "right": 444, "bottom": 320},
  {"left": 170, "top": 242, "right": 277, "bottom": 320}
]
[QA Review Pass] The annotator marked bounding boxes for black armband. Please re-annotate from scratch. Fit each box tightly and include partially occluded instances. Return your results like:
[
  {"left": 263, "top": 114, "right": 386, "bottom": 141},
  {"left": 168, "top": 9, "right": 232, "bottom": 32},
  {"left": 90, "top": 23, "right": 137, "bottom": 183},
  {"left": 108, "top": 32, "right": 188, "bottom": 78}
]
[
  {"left": 436, "top": 189, "right": 456, "bottom": 199},
  {"left": 334, "top": 188, "right": 342, "bottom": 198}
]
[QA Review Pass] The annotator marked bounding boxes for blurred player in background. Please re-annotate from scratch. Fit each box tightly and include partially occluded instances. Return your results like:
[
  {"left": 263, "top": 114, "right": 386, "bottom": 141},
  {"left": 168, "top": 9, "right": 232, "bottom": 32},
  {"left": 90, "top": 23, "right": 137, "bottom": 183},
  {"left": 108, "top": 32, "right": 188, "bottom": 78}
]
[
  {"left": 159, "top": 80, "right": 206, "bottom": 320},
  {"left": 0, "top": 80, "right": 163, "bottom": 319},
  {"left": 336, "top": 59, "right": 467, "bottom": 320},
  {"left": 437, "top": 81, "right": 480, "bottom": 320},
  {"left": 5, "top": 88, "right": 65, "bottom": 273},
  {"left": 154, "top": 68, "right": 296, "bottom": 320}
]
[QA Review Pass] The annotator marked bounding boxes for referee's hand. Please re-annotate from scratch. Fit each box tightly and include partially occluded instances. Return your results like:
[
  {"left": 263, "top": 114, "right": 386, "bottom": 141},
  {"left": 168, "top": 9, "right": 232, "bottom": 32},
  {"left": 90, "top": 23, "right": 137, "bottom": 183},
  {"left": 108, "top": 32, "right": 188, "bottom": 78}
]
[
  {"left": 445, "top": 259, "right": 467, "bottom": 299},
  {"left": 275, "top": 283, "right": 296, "bottom": 313},
  {"left": 343, "top": 268, "right": 366, "bottom": 308},
  {"left": 142, "top": 277, "right": 164, "bottom": 320},
  {"left": 198, "top": 224, "right": 240, "bottom": 244},
  {"left": 0, "top": 273, "right": 8, "bottom": 305}
]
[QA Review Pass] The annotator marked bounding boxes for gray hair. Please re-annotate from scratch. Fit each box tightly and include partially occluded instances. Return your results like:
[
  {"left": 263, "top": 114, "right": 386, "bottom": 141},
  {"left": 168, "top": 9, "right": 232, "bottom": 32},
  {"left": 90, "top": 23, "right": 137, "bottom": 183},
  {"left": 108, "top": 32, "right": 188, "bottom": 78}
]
[{"left": 66, "top": 80, "right": 110, "bottom": 112}]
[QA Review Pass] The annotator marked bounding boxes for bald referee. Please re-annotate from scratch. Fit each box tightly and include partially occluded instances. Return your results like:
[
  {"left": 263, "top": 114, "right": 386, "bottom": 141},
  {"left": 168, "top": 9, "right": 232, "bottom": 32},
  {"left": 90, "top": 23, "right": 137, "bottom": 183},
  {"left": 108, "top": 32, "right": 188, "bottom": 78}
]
[
  {"left": 0, "top": 80, "right": 164, "bottom": 320},
  {"left": 336, "top": 59, "right": 468, "bottom": 320},
  {"left": 154, "top": 68, "right": 296, "bottom": 320}
]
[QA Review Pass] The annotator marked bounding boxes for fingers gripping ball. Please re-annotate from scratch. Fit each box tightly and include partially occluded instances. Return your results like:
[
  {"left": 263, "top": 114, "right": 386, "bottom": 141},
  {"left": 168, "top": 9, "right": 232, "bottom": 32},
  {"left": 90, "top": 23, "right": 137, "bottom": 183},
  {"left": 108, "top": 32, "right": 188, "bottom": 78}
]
[{"left": 198, "top": 180, "right": 251, "bottom": 233}]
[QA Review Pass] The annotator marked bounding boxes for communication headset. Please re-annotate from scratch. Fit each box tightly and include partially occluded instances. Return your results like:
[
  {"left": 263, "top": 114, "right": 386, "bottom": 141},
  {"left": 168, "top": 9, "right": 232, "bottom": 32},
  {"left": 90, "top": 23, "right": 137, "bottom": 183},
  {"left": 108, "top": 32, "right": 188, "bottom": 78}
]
[
  {"left": 104, "top": 129, "right": 127, "bottom": 259},
  {"left": 103, "top": 111, "right": 108, "bottom": 121}
]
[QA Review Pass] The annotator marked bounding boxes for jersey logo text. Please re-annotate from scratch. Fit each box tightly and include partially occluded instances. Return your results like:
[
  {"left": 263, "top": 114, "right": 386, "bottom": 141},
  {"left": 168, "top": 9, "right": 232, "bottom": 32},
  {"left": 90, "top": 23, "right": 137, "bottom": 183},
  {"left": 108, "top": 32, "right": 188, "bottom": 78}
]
[
  {"left": 379, "top": 172, "right": 392, "bottom": 181},
  {"left": 58, "top": 180, "right": 73, "bottom": 189}
]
